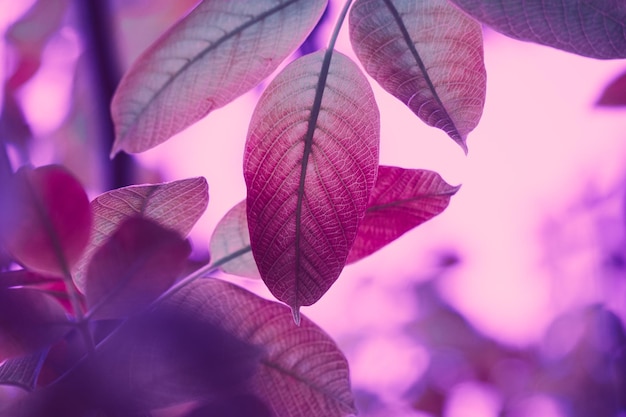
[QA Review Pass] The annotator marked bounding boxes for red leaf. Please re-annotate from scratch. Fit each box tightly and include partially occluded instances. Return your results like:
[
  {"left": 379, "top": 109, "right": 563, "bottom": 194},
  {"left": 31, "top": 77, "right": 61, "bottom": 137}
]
[
  {"left": 347, "top": 166, "right": 459, "bottom": 264},
  {"left": 84, "top": 217, "right": 191, "bottom": 320},
  {"left": 0, "top": 288, "right": 69, "bottom": 362},
  {"left": 111, "top": 0, "right": 328, "bottom": 155},
  {"left": 349, "top": 0, "right": 486, "bottom": 152},
  {"left": 597, "top": 69, "right": 626, "bottom": 106},
  {"left": 1, "top": 165, "right": 92, "bottom": 277},
  {"left": 209, "top": 200, "right": 259, "bottom": 279},
  {"left": 448, "top": 0, "right": 626, "bottom": 59},
  {"left": 167, "top": 279, "right": 356, "bottom": 417},
  {"left": 244, "top": 50, "right": 380, "bottom": 319},
  {"left": 73, "top": 177, "right": 207, "bottom": 291}
]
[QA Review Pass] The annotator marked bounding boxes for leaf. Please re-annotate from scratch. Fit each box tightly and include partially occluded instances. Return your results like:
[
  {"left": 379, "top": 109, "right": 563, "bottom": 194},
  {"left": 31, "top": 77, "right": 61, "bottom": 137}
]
[
  {"left": 447, "top": 0, "right": 626, "bottom": 59},
  {"left": 110, "top": 0, "right": 328, "bottom": 155},
  {"left": 209, "top": 200, "right": 259, "bottom": 279},
  {"left": 597, "top": 68, "right": 626, "bottom": 106},
  {"left": 243, "top": 49, "right": 380, "bottom": 320},
  {"left": 0, "top": 165, "right": 92, "bottom": 277},
  {"left": 347, "top": 166, "right": 459, "bottom": 264},
  {"left": 166, "top": 278, "right": 356, "bottom": 417},
  {"left": 73, "top": 177, "right": 207, "bottom": 291},
  {"left": 84, "top": 217, "right": 191, "bottom": 320},
  {"left": 0, "top": 350, "right": 48, "bottom": 391},
  {"left": 0, "top": 270, "right": 58, "bottom": 289},
  {"left": 349, "top": 0, "right": 486, "bottom": 152},
  {"left": 0, "top": 288, "right": 69, "bottom": 362}
]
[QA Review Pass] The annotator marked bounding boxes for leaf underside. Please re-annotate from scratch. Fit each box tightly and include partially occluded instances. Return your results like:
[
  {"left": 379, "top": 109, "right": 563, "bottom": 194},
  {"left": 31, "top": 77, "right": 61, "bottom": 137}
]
[
  {"left": 448, "top": 0, "right": 626, "bottom": 59},
  {"left": 0, "top": 349, "right": 47, "bottom": 391},
  {"left": 111, "top": 0, "right": 328, "bottom": 154},
  {"left": 349, "top": 0, "right": 486, "bottom": 152},
  {"left": 244, "top": 49, "right": 380, "bottom": 317},
  {"left": 73, "top": 177, "right": 207, "bottom": 292}
]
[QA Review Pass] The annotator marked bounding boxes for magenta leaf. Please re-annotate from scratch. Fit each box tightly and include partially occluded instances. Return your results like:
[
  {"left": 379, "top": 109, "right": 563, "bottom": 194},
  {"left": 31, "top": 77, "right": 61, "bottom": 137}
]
[
  {"left": 0, "top": 165, "right": 92, "bottom": 278},
  {"left": 0, "top": 350, "right": 48, "bottom": 391},
  {"left": 209, "top": 200, "right": 259, "bottom": 279},
  {"left": 244, "top": 49, "right": 380, "bottom": 319},
  {"left": 597, "top": 69, "right": 626, "bottom": 106},
  {"left": 73, "top": 177, "right": 207, "bottom": 291},
  {"left": 0, "top": 270, "right": 58, "bottom": 289},
  {"left": 84, "top": 217, "right": 191, "bottom": 320},
  {"left": 110, "top": 0, "right": 328, "bottom": 155},
  {"left": 349, "top": 0, "right": 486, "bottom": 152},
  {"left": 0, "top": 288, "right": 69, "bottom": 362},
  {"left": 167, "top": 279, "right": 356, "bottom": 417},
  {"left": 447, "top": 0, "right": 626, "bottom": 59},
  {"left": 347, "top": 166, "right": 459, "bottom": 264}
]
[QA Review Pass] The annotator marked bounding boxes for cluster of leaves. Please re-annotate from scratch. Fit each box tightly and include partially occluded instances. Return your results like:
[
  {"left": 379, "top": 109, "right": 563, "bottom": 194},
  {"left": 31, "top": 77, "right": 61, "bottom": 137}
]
[{"left": 1, "top": 0, "right": 626, "bottom": 416}]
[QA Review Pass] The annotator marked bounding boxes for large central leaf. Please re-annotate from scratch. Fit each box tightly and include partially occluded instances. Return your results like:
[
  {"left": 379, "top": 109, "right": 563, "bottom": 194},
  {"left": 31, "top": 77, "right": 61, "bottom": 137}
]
[
  {"left": 110, "top": 0, "right": 328, "bottom": 155},
  {"left": 244, "top": 49, "right": 380, "bottom": 320}
]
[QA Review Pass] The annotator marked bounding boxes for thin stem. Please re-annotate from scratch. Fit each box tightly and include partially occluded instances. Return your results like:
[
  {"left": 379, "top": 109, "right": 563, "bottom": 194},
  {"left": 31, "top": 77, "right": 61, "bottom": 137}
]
[{"left": 327, "top": 0, "right": 354, "bottom": 52}]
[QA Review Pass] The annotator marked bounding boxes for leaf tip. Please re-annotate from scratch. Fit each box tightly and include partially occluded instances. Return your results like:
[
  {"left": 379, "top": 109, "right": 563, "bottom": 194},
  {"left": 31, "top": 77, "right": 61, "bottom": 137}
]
[{"left": 291, "top": 306, "right": 301, "bottom": 326}]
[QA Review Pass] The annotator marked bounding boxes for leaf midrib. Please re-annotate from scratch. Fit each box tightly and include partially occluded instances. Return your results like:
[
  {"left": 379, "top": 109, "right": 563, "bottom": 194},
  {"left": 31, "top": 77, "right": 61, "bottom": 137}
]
[{"left": 122, "top": 0, "right": 301, "bottom": 140}]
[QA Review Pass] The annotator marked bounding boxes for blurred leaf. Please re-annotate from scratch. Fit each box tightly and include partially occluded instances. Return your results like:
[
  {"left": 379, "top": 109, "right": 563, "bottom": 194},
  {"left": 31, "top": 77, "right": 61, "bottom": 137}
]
[
  {"left": 0, "top": 90, "right": 32, "bottom": 158},
  {"left": 244, "top": 49, "right": 379, "bottom": 320},
  {"left": 184, "top": 393, "right": 272, "bottom": 417},
  {"left": 209, "top": 200, "right": 259, "bottom": 279},
  {"left": 347, "top": 166, "right": 459, "bottom": 264},
  {"left": 0, "top": 350, "right": 48, "bottom": 391},
  {"left": 0, "top": 270, "right": 58, "bottom": 289},
  {"left": 349, "top": 0, "right": 485, "bottom": 152},
  {"left": 596, "top": 68, "right": 626, "bottom": 106},
  {"left": 447, "top": 0, "right": 626, "bottom": 59},
  {"left": 0, "top": 165, "right": 92, "bottom": 277},
  {"left": 4, "top": 0, "right": 69, "bottom": 90},
  {"left": 110, "top": 0, "right": 328, "bottom": 155},
  {"left": 0, "top": 288, "right": 69, "bottom": 362},
  {"left": 85, "top": 217, "right": 191, "bottom": 320},
  {"left": 167, "top": 279, "right": 356, "bottom": 417},
  {"left": 73, "top": 177, "right": 208, "bottom": 291}
]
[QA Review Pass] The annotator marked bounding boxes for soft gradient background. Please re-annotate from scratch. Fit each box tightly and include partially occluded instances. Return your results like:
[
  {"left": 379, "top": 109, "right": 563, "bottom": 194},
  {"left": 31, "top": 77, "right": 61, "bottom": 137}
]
[{"left": 2, "top": 1, "right": 625, "bottom": 416}]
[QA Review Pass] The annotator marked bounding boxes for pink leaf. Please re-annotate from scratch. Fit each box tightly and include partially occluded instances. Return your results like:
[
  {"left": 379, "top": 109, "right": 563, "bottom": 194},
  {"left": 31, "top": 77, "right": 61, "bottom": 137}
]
[
  {"left": 349, "top": 0, "right": 486, "bottom": 152},
  {"left": 0, "top": 270, "right": 58, "bottom": 289},
  {"left": 597, "top": 69, "right": 626, "bottom": 106},
  {"left": 0, "top": 350, "right": 48, "bottom": 391},
  {"left": 244, "top": 50, "right": 380, "bottom": 319},
  {"left": 347, "top": 166, "right": 460, "bottom": 264},
  {"left": 110, "top": 0, "right": 328, "bottom": 155},
  {"left": 447, "top": 0, "right": 626, "bottom": 59},
  {"left": 0, "top": 165, "right": 92, "bottom": 277},
  {"left": 0, "top": 288, "right": 69, "bottom": 362},
  {"left": 73, "top": 177, "right": 207, "bottom": 291},
  {"left": 209, "top": 200, "right": 259, "bottom": 279},
  {"left": 85, "top": 217, "right": 191, "bottom": 320},
  {"left": 166, "top": 278, "right": 356, "bottom": 417}
]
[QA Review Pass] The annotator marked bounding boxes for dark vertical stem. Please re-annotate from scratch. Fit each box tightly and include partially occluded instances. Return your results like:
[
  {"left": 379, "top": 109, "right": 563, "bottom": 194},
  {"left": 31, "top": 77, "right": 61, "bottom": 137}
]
[{"left": 75, "top": 0, "right": 134, "bottom": 190}]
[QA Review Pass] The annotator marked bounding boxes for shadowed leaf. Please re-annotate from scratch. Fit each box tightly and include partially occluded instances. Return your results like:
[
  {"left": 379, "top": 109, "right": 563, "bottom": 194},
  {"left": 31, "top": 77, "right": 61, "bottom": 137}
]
[
  {"left": 0, "top": 350, "right": 48, "bottom": 391},
  {"left": 244, "top": 49, "right": 379, "bottom": 319},
  {"left": 0, "top": 270, "right": 58, "bottom": 289},
  {"left": 168, "top": 279, "right": 356, "bottom": 417},
  {"left": 85, "top": 217, "right": 191, "bottom": 320},
  {"left": 0, "top": 165, "right": 92, "bottom": 277},
  {"left": 448, "top": 0, "right": 626, "bottom": 59},
  {"left": 209, "top": 200, "right": 258, "bottom": 279},
  {"left": 111, "top": 0, "right": 328, "bottom": 155},
  {"left": 0, "top": 288, "right": 69, "bottom": 362},
  {"left": 597, "top": 69, "right": 626, "bottom": 106},
  {"left": 347, "top": 166, "right": 459, "bottom": 264},
  {"left": 349, "top": 0, "right": 485, "bottom": 152},
  {"left": 73, "top": 177, "right": 207, "bottom": 291}
]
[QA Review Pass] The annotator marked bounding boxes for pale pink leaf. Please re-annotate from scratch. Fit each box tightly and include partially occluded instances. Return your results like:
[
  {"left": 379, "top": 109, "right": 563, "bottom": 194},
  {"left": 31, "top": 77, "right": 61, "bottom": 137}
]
[
  {"left": 73, "top": 177, "right": 208, "bottom": 291},
  {"left": 110, "top": 0, "right": 328, "bottom": 155},
  {"left": 208, "top": 200, "right": 259, "bottom": 279},
  {"left": 244, "top": 50, "right": 380, "bottom": 319},
  {"left": 349, "top": 0, "right": 486, "bottom": 152},
  {"left": 165, "top": 278, "right": 356, "bottom": 417},
  {"left": 85, "top": 217, "right": 191, "bottom": 320},
  {"left": 448, "top": 0, "right": 626, "bottom": 59},
  {"left": 347, "top": 166, "right": 460, "bottom": 264}
]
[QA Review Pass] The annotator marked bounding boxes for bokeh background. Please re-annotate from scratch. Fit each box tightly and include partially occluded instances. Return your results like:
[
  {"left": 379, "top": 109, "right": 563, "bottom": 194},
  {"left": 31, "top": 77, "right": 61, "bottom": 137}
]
[{"left": 1, "top": 1, "right": 625, "bottom": 416}]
